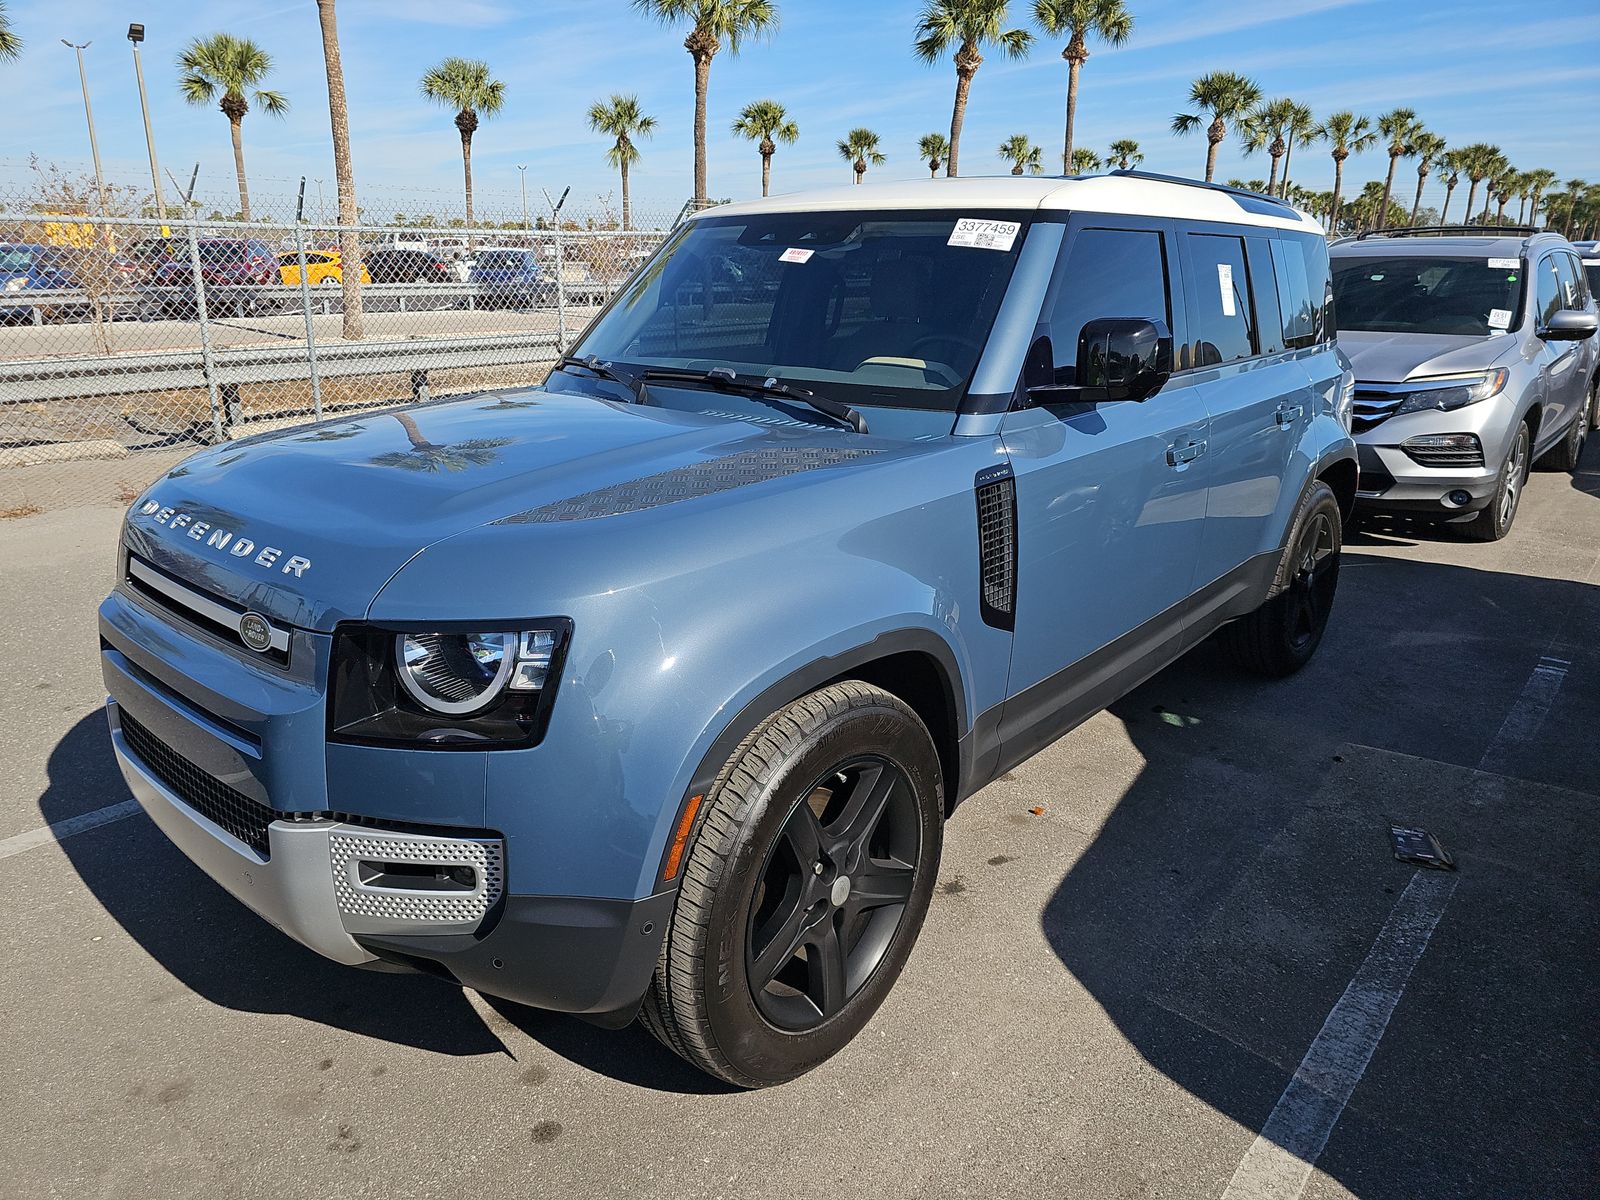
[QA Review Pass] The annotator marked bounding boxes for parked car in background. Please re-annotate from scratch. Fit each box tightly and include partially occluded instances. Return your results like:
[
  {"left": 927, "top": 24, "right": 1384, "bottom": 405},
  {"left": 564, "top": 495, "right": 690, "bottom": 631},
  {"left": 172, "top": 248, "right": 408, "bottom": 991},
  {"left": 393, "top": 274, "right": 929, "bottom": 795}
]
[
  {"left": 0, "top": 241, "right": 81, "bottom": 323},
  {"left": 276, "top": 249, "right": 371, "bottom": 287},
  {"left": 101, "top": 174, "right": 1357, "bottom": 1089},
  {"left": 140, "top": 237, "right": 279, "bottom": 318},
  {"left": 110, "top": 236, "right": 179, "bottom": 285},
  {"left": 469, "top": 247, "right": 543, "bottom": 307},
  {"left": 1330, "top": 228, "right": 1598, "bottom": 540},
  {"left": 363, "top": 247, "right": 455, "bottom": 285},
  {"left": 375, "top": 230, "right": 431, "bottom": 254}
]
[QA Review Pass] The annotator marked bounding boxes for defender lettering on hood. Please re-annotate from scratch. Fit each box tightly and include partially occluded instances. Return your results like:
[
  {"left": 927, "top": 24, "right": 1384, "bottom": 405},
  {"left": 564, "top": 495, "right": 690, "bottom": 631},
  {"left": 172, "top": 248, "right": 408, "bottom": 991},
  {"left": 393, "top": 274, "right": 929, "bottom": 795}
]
[{"left": 135, "top": 500, "right": 312, "bottom": 578}]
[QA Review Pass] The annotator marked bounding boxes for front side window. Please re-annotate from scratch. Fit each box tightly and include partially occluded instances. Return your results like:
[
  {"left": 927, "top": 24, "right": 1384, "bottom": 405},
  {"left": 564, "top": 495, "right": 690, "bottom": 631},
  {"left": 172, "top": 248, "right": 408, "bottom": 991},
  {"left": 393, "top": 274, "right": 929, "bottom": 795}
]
[
  {"left": 1554, "top": 253, "right": 1587, "bottom": 309},
  {"left": 1045, "top": 228, "right": 1169, "bottom": 384},
  {"left": 571, "top": 209, "right": 1027, "bottom": 411},
  {"left": 1332, "top": 255, "right": 1524, "bottom": 336},
  {"left": 1185, "top": 233, "right": 1256, "bottom": 365},
  {"left": 1536, "top": 258, "right": 1562, "bottom": 326}
]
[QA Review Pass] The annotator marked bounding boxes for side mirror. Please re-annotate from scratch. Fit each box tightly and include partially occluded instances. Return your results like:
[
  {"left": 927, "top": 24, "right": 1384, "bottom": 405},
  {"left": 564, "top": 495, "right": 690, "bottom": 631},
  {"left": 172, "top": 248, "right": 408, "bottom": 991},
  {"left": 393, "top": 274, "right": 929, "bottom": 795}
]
[
  {"left": 1541, "top": 309, "right": 1599, "bottom": 341},
  {"left": 1026, "top": 317, "right": 1173, "bottom": 405}
]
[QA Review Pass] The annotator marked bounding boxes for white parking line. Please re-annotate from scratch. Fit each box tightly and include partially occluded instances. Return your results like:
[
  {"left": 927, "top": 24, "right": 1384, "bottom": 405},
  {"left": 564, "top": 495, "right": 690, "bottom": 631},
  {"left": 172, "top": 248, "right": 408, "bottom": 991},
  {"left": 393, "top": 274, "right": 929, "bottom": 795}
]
[
  {"left": 1476, "top": 656, "right": 1570, "bottom": 776},
  {"left": 0, "top": 799, "right": 143, "bottom": 862},
  {"left": 1219, "top": 869, "right": 1458, "bottom": 1200}
]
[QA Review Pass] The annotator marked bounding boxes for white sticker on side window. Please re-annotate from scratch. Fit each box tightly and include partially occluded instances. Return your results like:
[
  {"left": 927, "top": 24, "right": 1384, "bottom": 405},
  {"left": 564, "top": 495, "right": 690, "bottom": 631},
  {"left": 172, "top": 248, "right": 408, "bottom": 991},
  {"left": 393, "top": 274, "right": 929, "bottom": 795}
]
[
  {"left": 1218, "top": 262, "right": 1237, "bottom": 317},
  {"left": 947, "top": 218, "right": 1020, "bottom": 251},
  {"left": 1488, "top": 257, "right": 1520, "bottom": 270},
  {"left": 779, "top": 247, "right": 814, "bottom": 264},
  {"left": 1487, "top": 308, "right": 1513, "bottom": 330}
]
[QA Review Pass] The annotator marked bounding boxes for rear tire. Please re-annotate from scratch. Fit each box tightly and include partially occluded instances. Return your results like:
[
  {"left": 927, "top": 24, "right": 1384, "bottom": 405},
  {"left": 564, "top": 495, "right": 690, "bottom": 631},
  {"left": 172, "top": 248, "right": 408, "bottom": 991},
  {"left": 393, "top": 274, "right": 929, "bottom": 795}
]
[
  {"left": 1541, "top": 395, "right": 1589, "bottom": 473},
  {"left": 1463, "top": 421, "right": 1531, "bottom": 541},
  {"left": 640, "top": 681, "right": 943, "bottom": 1088},
  {"left": 1220, "top": 480, "right": 1342, "bottom": 677}
]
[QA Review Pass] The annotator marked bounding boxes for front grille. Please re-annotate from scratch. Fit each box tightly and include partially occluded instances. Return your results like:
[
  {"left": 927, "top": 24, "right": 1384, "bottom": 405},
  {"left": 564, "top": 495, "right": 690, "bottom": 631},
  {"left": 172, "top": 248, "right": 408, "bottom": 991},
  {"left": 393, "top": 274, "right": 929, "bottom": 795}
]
[
  {"left": 1352, "top": 390, "right": 1405, "bottom": 433},
  {"left": 119, "top": 710, "right": 275, "bottom": 858},
  {"left": 124, "top": 555, "right": 290, "bottom": 667},
  {"left": 976, "top": 469, "right": 1017, "bottom": 630}
]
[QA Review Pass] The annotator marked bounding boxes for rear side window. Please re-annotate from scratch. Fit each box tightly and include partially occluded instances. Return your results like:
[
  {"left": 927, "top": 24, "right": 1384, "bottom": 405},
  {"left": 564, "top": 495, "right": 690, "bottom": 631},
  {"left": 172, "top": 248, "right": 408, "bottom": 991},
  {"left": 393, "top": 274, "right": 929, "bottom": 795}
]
[
  {"left": 1046, "top": 228, "right": 1170, "bottom": 384},
  {"left": 1271, "top": 235, "right": 1326, "bottom": 349},
  {"left": 1554, "top": 253, "right": 1586, "bottom": 309},
  {"left": 1296, "top": 234, "right": 1333, "bottom": 342},
  {"left": 1184, "top": 233, "right": 1256, "bottom": 366}
]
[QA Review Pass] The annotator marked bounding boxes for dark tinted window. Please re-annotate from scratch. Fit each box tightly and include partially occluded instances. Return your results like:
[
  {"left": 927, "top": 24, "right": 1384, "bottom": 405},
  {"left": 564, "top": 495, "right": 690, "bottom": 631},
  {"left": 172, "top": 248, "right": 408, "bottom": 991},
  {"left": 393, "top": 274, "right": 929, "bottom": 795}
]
[
  {"left": 477, "top": 250, "right": 530, "bottom": 269},
  {"left": 1247, "top": 239, "right": 1283, "bottom": 355},
  {"left": 1296, "top": 233, "right": 1333, "bottom": 342},
  {"left": 1271, "top": 238, "right": 1316, "bottom": 349},
  {"left": 1536, "top": 257, "right": 1562, "bottom": 325},
  {"left": 1584, "top": 261, "right": 1600, "bottom": 300},
  {"left": 1554, "top": 252, "right": 1586, "bottom": 309},
  {"left": 1185, "top": 233, "right": 1256, "bottom": 365},
  {"left": 198, "top": 241, "right": 250, "bottom": 264},
  {"left": 1332, "top": 255, "right": 1523, "bottom": 336},
  {"left": 1045, "top": 228, "right": 1169, "bottom": 384}
]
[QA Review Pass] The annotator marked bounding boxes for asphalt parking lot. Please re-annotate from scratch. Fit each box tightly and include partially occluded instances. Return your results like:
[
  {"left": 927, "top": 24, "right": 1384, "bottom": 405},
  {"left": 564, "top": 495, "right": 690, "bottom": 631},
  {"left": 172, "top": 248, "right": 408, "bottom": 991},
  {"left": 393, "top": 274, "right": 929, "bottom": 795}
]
[{"left": 1, "top": 444, "right": 1596, "bottom": 1200}]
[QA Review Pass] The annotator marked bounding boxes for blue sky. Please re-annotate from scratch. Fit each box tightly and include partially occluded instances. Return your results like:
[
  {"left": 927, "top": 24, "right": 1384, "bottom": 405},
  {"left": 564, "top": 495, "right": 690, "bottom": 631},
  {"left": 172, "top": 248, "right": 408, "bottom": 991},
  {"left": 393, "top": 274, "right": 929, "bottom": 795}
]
[{"left": 0, "top": 0, "right": 1595, "bottom": 222}]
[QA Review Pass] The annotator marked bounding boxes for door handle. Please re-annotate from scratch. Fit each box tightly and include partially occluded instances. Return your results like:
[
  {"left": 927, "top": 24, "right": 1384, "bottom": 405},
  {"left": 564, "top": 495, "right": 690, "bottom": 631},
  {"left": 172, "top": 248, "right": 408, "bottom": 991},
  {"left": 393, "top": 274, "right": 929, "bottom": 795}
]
[
  {"left": 1275, "top": 404, "right": 1304, "bottom": 427},
  {"left": 1166, "top": 439, "right": 1206, "bottom": 467}
]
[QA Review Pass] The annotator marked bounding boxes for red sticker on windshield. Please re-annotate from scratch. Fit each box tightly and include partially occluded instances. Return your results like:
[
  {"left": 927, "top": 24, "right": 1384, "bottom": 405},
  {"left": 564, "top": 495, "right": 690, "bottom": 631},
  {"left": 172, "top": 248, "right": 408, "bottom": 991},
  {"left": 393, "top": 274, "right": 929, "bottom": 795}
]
[{"left": 779, "top": 247, "right": 814, "bottom": 264}]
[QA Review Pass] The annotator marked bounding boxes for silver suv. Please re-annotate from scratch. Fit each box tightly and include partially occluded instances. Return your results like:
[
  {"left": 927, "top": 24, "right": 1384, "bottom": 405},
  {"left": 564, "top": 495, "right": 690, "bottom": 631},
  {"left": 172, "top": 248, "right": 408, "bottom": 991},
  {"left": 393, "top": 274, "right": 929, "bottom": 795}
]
[{"left": 1330, "top": 228, "right": 1598, "bottom": 540}]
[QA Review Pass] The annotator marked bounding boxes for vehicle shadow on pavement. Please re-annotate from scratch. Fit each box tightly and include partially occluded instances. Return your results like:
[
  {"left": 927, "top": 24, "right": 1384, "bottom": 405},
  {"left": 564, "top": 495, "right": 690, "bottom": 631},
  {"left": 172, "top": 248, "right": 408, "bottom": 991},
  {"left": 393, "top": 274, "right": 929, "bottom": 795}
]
[
  {"left": 41, "top": 711, "right": 727, "bottom": 1089},
  {"left": 1038, "top": 552, "right": 1600, "bottom": 1198}
]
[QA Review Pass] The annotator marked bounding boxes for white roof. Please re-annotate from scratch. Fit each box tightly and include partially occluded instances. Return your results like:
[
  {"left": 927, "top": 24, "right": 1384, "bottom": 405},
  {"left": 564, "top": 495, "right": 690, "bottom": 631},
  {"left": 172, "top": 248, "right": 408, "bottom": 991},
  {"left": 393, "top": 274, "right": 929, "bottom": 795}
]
[{"left": 696, "top": 174, "right": 1323, "bottom": 235}]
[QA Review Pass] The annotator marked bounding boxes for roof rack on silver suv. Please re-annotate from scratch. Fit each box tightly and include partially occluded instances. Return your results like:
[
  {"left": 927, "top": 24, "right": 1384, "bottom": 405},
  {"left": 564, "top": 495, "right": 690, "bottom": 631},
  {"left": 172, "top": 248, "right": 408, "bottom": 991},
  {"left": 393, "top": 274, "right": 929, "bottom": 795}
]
[
  {"left": 1353, "top": 224, "right": 1544, "bottom": 240},
  {"left": 1106, "top": 168, "right": 1298, "bottom": 213}
]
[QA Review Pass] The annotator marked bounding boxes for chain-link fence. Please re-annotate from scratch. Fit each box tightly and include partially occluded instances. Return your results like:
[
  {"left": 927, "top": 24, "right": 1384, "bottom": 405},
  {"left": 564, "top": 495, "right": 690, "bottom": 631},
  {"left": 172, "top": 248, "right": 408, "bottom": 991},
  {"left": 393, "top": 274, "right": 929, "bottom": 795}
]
[{"left": 0, "top": 177, "right": 684, "bottom": 514}]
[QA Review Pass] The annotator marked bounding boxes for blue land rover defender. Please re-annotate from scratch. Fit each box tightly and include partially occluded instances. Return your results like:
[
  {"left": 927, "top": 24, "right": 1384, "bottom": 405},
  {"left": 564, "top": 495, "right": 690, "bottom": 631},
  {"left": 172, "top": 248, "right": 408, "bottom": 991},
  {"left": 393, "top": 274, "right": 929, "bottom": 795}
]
[{"left": 101, "top": 174, "right": 1357, "bottom": 1087}]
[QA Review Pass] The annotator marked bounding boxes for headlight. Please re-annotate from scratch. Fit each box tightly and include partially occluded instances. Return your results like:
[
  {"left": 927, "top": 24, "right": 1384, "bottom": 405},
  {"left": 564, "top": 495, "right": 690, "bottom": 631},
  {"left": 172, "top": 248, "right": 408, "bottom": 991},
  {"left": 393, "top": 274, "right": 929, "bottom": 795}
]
[
  {"left": 3, "top": 276, "right": 26, "bottom": 293},
  {"left": 330, "top": 621, "right": 569, "bottom": 748},
  {"left": 1394, "top": 369, "right": 1508, "bottom": 416}
]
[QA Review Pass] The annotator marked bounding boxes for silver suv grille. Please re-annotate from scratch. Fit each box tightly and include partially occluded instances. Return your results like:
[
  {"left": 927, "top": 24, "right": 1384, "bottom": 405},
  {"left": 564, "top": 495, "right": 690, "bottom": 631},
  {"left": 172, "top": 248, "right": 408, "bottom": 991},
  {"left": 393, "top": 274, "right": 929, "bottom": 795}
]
[{"left": 1352, "top": 390, "right": 1406, "bottom": 433}]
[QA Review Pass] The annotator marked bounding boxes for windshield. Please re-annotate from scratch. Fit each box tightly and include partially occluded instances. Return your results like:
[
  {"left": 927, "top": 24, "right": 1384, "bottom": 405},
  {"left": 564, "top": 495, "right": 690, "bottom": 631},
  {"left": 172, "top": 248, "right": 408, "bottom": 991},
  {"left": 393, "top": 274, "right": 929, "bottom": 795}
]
[
  {"left": 0, "top": 246, "right": 35, "bottom": 273},
  {"left": 477, "top": 251, "right": 529, "bottom": 269},
  {"left": 1331, "top": 254, "right": 1523, "bottom": 336},
  {"left": 570, "top": 209, "right": 1027, "bottom": 411},
  {"left": 198, "top": 242, "right": 258, "bottom": 264}
]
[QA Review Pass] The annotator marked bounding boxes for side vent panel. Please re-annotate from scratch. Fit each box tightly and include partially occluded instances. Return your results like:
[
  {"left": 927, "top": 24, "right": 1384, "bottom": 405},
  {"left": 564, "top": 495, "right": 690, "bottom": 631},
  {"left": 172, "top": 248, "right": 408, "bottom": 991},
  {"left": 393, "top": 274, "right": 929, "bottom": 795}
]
[{"left": 975, "top": 463, "right": 1017, "bottom": 631}]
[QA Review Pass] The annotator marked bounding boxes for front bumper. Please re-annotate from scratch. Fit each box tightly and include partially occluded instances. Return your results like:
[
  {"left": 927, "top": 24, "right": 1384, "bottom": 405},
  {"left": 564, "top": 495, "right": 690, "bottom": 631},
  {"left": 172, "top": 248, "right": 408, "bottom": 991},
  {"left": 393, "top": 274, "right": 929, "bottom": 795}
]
[{"left": 1353, "top": 442, "right": 1498, "bottom": 517}]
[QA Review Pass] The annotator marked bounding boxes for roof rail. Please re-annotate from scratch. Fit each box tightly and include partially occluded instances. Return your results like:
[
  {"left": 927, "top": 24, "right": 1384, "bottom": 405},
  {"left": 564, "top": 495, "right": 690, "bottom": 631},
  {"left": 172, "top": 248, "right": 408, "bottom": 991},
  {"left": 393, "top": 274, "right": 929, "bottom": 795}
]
[
  {"left": 1107, "top": 169, "right": 1297, "bottom": 211},
  {"left": 1354, "top": 224, "right": 1544, "bottom": 240}
]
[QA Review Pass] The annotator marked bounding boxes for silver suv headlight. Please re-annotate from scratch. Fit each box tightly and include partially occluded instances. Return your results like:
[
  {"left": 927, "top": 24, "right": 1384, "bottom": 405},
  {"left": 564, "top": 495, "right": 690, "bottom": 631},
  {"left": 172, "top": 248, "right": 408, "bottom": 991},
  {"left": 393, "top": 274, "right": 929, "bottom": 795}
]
[{"left": 1394, "top": 368, "right": 1508, "bottom": 416}]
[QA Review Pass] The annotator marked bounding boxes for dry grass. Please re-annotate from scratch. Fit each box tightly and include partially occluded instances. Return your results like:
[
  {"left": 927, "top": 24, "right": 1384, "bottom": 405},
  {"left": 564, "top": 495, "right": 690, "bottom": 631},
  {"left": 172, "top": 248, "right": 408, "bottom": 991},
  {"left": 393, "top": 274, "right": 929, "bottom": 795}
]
[
  {"left": 1, "top": 502, "right": 43, "bottom": 520},
  {"left": 114, "top": 482, "right": 144, "bottom": 504}
]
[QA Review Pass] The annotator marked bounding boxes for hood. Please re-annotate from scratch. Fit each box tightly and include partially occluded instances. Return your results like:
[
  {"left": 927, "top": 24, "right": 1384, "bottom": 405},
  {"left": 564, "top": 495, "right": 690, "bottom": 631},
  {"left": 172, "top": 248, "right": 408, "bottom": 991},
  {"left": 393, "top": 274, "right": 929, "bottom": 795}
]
[
  {"left": 122, "top": 389, "right": 883, "bottom": 631},
  {"left": 1338, "top": 329, "right": 1515, "bottom": 384}
]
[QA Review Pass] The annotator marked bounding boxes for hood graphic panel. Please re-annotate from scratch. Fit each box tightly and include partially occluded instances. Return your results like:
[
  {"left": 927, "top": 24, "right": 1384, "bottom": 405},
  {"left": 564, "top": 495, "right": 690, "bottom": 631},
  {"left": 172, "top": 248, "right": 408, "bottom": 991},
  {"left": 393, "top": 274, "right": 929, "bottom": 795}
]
[{"left": 496, "top": 446, "right": 882, "bottom": 524}]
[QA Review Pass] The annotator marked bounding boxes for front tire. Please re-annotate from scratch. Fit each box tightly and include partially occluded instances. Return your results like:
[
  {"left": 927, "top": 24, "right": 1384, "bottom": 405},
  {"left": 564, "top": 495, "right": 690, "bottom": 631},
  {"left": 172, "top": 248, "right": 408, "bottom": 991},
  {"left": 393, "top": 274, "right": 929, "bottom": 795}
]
[
  {"left": 1463, "top": 420, "right": 1530, "bottom": 541},
  {"left": 641, "top": 681, "right": 943, "bottom": 1088},
  {"left": 1220, "top": 480, "right": 1342, "bottom": 677}
]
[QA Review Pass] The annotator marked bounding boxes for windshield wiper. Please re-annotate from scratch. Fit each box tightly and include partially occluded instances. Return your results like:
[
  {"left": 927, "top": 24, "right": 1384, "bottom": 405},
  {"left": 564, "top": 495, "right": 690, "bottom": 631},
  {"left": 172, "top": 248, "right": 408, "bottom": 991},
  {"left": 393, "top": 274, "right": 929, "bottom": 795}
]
[
  {"left": 641, "top": 367, "right": 869, "bottom": 435},
  {"left": 554, "top": 355, "right": 649, "bottom": 405}
]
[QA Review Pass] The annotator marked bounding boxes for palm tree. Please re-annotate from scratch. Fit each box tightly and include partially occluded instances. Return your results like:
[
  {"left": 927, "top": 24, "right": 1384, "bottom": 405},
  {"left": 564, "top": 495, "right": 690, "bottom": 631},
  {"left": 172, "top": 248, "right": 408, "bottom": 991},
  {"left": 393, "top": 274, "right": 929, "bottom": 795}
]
[
  {"left": 1562, "top": 178, "right": 1586, "bottom": 235},
  {"left": 0, "top": 2, "right": 22, "bottom": 60},
  {"left": 1523, "top": 168, "right": 1557, "bottom": 226},
  {"left": 918, "top": 132, "right": 951, "bottom": 177},
  {"left": 914, "top": 1, "right": 1033, "bottom": 178},
  {"left": 1437, "top": 148, "right": 1469, "bottom": 225},
  {"left": 420, "top": 58, "right": 505, "bottom": 239},
  {"left": 1032, "top": 0, "right": 1133, "bottom": 174},
  {"left": 731, "top": 99, "right": 798, "bottom": 197},
  {"left": 633, "top": 0, "right": 778, "bottom": 208},
  {"left": 1277, "top": 102, "right": 1316, "bottom": 198},
  {"left": 315, "top": 0, "right": 364, "bottom": 341},
  {"left": 998, "top": 134, "right": 1044, "bottom": 174},
  {"left": 1375, "top": 107, "right": 1420, "bottom": 229},
  {"left": 1511, "top": 172, "right": 1536, "bottom": 225},
  {"left": 1171, "top": 71, "right": 1260, "bottom": 183},
  {"left": 1458, "top": 144, "right": 1505, "bottom": 227},
  {"left": 1407, "top": 131, "right": 1446, "bottom": 228},
  {"left": 1491, "top": 164, "right": 1517, "bottom": 223},
  {"left": 1107, "top": 138, "right": 1142, "bottom": 169},
  {"left": 837, "top": 128, "right": 885, "bottom": 183},
  {"left": 1070, "top": 146, "right": 1100, "bottom": 173},
  {"left": 1315, "top": 111, "right": 1374, "bottom": 231},
  {"left": 371, "top": 413, "right": 512, "bottom": 473},
  {"left": 1241, "top": 98, "right": 1297, "bottom": 195},
  {"left": 589, "top": 94, "right": 657, "bottom": 228},
  {"left": 177, "top": 34, "right": 288, "bottom": 222}
]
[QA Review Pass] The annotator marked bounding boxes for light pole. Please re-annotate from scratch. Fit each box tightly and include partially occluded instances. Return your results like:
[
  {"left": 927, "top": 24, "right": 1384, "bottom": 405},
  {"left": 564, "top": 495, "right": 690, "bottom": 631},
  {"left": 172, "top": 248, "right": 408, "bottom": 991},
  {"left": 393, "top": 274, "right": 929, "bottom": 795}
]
[
  {"left": 126, "top": 24, "right": 167, "bottom": 223},
  {"left": 518, "top": 164, "right": 529, "bottom": 234},
  {"left": 314, "top": 178, "right": 326, "bottom": 227},
  {"left": 61, "top": 39, "right": 109, "bottom": 219}
]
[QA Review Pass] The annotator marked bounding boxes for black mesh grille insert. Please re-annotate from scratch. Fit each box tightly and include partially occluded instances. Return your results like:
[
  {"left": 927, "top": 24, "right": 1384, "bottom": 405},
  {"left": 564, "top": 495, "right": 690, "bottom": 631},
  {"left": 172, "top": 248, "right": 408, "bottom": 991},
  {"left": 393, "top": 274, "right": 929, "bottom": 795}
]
[
  {"left": 976, "top": 474, "right": 1017, "bottom": 629},
  {"left": 119, "top": 711, "right": 275, "bottom": 858}
]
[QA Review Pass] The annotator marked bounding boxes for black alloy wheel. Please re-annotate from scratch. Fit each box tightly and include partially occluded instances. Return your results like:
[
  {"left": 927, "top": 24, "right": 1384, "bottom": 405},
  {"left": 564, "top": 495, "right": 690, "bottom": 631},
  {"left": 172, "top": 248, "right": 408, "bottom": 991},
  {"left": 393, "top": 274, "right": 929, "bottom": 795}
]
[
  {"left": 1284, "top": 509, "right": 1339, "bottom": 654},
  {"left": 745, "top": 756, "right": 920, "bottom": 1030}
]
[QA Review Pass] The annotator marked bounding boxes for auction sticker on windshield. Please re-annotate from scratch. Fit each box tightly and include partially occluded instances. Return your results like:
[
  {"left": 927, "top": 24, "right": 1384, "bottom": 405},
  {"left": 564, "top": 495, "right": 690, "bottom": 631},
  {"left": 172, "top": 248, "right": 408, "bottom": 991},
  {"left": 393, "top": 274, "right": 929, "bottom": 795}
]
[
  {"left": 779, "top": 247, "right": 814, "bottom": 264},
  {"left": 948, "top": 218, "right": 1020, "bottom": 251}
]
